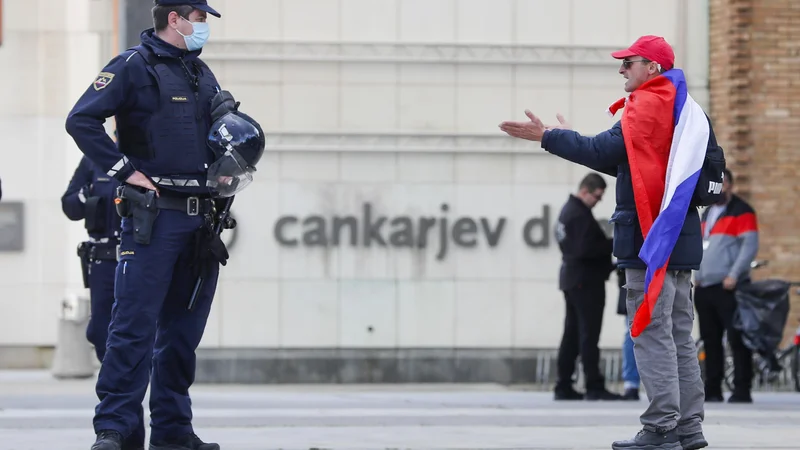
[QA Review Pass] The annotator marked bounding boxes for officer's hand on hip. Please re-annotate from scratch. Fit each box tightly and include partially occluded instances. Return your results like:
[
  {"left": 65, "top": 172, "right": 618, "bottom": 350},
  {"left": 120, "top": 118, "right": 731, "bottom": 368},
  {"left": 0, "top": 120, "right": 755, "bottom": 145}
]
[{"left": 126, "top": 170, "right": 159, "bottom": 196}]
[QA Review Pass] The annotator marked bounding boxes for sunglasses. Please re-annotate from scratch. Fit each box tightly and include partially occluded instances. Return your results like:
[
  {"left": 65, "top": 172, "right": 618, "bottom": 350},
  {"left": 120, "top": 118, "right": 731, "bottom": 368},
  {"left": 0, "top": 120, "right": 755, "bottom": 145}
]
[{"left": 621, "top": 59, "right": 651, "bottom": 69}]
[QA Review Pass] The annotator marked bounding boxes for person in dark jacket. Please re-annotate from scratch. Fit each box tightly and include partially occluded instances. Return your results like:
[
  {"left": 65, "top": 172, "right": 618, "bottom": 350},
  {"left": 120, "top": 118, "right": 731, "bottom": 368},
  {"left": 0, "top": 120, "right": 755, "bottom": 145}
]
[
  {"left": 499, "top": 35, "right": 709, "bottom": 450},
  {"left": 554, "top": 172, "right": 621, "bottom": 401}
]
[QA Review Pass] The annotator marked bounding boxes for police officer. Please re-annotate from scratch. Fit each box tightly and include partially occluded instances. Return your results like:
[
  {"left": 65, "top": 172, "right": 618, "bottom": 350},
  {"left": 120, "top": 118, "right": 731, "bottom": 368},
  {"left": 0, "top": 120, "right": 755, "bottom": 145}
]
[
  {"left": 64, "top": 2, "right": 264, "bottom": 449},
  {"left": 62, "top": 155, "right": 122, "bottom": 362},
  {"left": 62, "top": 155, "right": 147, "bottom": 450}
]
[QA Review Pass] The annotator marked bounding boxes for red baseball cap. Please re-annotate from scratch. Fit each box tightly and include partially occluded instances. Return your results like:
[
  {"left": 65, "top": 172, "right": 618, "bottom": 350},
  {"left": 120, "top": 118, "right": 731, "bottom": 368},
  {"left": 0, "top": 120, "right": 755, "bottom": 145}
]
[{"left": 611, "top": 35, "right": 675, "bottom": 70}]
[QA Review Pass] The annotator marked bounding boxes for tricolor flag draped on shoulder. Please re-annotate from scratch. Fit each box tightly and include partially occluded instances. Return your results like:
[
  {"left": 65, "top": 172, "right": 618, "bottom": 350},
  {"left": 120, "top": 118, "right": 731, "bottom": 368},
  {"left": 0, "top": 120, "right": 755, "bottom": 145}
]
[{"left": 607, "top": 68, "right": 709, "bottom": 337}]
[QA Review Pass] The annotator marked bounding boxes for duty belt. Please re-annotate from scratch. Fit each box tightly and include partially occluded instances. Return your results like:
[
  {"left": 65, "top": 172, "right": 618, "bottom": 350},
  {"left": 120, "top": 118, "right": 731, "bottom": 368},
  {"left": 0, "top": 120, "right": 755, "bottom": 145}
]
[
  {"left": 155, "top": 195, "right": 216, "bottom": 216},
  {"left": 91, "top": 245, "right": 119, "bottom": 261},
  {"left": 78, "top": 241, "right": 120, "bottom": 262},
  {"left": 117, "top": 185, "right": 215, "bottom": 217}
]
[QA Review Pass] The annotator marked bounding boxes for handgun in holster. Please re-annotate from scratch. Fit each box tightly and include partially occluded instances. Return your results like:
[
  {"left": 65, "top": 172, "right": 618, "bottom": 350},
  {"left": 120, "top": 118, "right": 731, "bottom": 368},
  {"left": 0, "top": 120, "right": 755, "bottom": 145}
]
[
  {"left": 114, "top": 185, "right": 133, "bottom": 218},
  {"left": 115, "top": 185, "right": 159, "bottom": 245},
  {"left": 76, "top": 241, "right": 92, "bottom": 289}
]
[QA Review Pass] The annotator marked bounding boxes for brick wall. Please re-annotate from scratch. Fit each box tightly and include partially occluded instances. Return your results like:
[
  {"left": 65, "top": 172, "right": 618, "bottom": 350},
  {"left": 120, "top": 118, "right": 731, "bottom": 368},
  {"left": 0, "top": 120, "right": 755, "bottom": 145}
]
[{"left": 710, "top": 0, "right": 800, "bottom": 343}]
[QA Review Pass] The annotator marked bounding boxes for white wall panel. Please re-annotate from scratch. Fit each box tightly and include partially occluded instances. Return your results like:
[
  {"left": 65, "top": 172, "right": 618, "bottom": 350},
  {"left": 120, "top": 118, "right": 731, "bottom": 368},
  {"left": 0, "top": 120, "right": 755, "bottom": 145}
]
[
  {"left": 514, "top": 0, "right": 571, "bottom": 45},
  {"left": 283, "top": 0, "right": 341, "bottom": 41},
  {"left": 339, "top": 281, "right": 397, "bottom": 347},
  {"left": 219, "top": 281, "right": 281, "bottom": 347},
  {"left": 341, "top": 0, "right": 398, "bottom": 42},
  {"left": 572, "top": 0, "right": 630, "bottom": 46},
  {"left": 457, "top": 0, "right": 513, "bottom": 44},
  {"left": 399, "top": 0, "right": 456, "bottom": 42},
  {"left": 455, "top": 281, "right": 514, "bottom": 347},
  {"left": 280, "top": 281, "right": 340, "bottom": 347},
  {"left": 397, "top": 281, "right": 457, "bottom": 347}
]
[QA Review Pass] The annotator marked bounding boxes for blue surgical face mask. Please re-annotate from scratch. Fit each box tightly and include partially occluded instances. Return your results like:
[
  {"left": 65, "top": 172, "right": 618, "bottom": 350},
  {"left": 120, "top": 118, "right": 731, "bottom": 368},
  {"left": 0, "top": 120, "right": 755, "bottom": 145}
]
[{"left": 176, "top": 17, "right": 210, "bottom": 51}]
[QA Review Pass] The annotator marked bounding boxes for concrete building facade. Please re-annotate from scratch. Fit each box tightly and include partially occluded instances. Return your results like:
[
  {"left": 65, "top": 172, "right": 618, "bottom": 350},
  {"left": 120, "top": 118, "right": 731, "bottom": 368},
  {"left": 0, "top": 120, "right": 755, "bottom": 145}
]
[{"left": 0, "top": 0, "right": 724, "bottom": 383}]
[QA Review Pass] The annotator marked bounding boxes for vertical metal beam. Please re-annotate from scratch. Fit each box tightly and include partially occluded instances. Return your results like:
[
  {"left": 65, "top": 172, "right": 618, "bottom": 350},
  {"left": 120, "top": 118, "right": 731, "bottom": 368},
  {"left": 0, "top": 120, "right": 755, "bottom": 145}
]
[
  {"left": 114, "top": 0, "right": 123, "bottom": 53},
  {"left": 0, "top": 0, "right": 4, "bottom": 47},
  {"left": 124, "top": 0, "right": 155, "bottom": 49}
]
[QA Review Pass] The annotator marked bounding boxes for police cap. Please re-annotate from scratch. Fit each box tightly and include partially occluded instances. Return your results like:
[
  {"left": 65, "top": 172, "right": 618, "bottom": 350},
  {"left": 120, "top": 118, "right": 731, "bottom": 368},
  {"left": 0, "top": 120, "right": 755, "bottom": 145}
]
[{"left": 154, "top": 0, "right": 221, "bottom": 18}]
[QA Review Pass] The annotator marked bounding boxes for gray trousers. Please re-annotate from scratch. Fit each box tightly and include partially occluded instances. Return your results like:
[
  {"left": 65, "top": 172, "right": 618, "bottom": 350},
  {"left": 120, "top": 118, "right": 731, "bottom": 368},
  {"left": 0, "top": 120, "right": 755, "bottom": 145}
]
[{"left": 624, "top": 269, "right": 705, "bottom": 435}]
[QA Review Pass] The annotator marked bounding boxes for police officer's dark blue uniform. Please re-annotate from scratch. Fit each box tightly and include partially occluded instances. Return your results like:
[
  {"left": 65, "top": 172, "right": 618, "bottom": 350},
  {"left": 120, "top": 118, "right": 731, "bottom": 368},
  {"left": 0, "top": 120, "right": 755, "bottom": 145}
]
[
  {"left": 61, "top": 156, "right": 147, "bottom": 450},
  {"left": 62, "top": 155, "right": 123, "bottom": 362},
  {"left": 65, "top": 2, "right": 227, "bottom": 450}
]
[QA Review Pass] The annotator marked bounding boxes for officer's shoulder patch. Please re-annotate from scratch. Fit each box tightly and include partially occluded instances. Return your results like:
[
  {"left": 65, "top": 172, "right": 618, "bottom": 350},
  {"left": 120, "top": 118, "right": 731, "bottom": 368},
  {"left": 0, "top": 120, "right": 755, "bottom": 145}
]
[{"left": 93, "top": 72, "right": 115, "bottom": 91}]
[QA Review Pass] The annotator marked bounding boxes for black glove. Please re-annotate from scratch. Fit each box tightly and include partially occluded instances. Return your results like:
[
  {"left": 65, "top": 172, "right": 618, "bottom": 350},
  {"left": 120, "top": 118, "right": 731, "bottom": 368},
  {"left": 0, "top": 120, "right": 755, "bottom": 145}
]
[
  {"left": 207, "top": 233, "right": 230, "bottom": 266},
  {"left": 189, "top": 225, "right": 230, "bottom": 278},
  {"left": 209, "top": 90, "right": 240, "bottom": 122}
]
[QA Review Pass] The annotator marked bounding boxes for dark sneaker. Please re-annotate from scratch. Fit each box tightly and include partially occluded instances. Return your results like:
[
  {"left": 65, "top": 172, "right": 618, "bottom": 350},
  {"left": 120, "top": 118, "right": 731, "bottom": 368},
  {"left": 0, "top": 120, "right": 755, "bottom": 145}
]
[
  {"left": 622, "top": 388, "right": 640, "bottom": 401},
  {"left": 612, "top": 428, "right": 682, "bottom": 450},
  {"left": 149, "top": 433, "right": 220, "bottom": 450},
  {"left": 704, "top": 392, "right": 724, "bottom": 403},
  {"left": 92, "top": 430, "right": 123, "bottom": 450},
  {"left": 585, "top": 388, "right": 623, "bottom": 401},
  {"left": 554, "top": 387, "right": 584, "bottom": 400},
  {"left": 680, "top": 431, "right": 708, "bottom": 450}
]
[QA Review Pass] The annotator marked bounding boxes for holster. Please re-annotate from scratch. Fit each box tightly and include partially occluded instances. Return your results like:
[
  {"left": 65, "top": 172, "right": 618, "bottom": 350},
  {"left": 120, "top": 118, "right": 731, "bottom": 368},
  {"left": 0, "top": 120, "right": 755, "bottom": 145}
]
[
  {"left": 84, "top": 196, "right": 106, "bottom": 234},
  {"left": 76, "top": 242, "right": 91, "bottom": 289},
  {"left": 117, "top": 185, "right": 159, "bottom": 245}
]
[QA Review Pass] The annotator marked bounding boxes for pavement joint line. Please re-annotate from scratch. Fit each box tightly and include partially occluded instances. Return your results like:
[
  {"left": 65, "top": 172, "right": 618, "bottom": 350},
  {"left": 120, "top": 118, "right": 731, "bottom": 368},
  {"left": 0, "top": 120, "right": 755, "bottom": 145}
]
[{"left": 0, "top": 407, "right": 798, "bottom": 419}]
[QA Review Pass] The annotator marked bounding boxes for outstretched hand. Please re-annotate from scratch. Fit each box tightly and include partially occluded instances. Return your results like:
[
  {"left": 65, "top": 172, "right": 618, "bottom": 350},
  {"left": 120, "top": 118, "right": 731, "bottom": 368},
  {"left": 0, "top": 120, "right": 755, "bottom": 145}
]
[
  {"left": 499, "top": 110, "right": 571, "bottom": 142},
  {"left": 547, "top": 113, "right": 571, "bottom": 131}
]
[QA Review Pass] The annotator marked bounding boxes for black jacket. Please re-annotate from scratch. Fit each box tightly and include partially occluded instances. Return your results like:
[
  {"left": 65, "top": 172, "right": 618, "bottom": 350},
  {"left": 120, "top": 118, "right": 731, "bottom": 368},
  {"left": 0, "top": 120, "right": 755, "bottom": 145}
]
[
  {"left": 616, "top": 267, "right": 627, "bottom": 315},
  {"left": 556, "top": 194, "right": 614, "bottom": 291},
  {"left": 542, "top": 120, "right": 705, "bottom": 271}
]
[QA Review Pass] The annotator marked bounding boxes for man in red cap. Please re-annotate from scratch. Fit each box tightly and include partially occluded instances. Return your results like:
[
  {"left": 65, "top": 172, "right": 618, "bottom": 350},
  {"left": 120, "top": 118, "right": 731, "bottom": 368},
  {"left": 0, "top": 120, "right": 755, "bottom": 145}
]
[{"left": 499, "top": 35, "right": 717, "bottom": 450}]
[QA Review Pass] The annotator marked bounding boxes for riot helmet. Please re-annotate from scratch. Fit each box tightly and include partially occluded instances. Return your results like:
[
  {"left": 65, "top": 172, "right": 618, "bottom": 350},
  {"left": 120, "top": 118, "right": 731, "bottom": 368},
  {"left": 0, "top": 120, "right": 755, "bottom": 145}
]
[{"left": 206, "top": 110, "right": 265, "bottom": 197}]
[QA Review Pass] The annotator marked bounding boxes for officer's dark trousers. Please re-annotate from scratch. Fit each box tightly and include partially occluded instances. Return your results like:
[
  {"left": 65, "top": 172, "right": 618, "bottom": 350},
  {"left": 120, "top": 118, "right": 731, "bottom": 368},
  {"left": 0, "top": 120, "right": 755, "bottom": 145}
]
[
  {"left": 556, "top": 283, "right": 606, "bottom": 392},
  {"left": 86, "top": 254, "right": 147, "bottom": 447},
  {"left": 694, "top": 284, "right": 753, "bottom": 396},
  {"left": 93, "top": 210, "right": 219, "bottom": 443},
  {"left": 86, "top": 256, "right": 117, "bottom": 362}
]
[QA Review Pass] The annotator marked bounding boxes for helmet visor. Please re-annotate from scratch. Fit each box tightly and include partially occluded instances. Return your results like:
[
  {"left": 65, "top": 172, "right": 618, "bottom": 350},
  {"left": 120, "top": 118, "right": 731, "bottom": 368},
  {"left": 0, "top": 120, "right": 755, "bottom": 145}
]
[{"left": 206, "top": 149, "right": 255, "bottom": 197}]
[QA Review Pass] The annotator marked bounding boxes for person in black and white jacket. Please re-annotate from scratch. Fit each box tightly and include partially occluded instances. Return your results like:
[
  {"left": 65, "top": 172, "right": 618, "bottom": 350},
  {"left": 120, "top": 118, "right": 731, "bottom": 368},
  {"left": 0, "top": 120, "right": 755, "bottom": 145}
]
[{"left": 694, "top": 169, "right": 760, "bottom": 404}]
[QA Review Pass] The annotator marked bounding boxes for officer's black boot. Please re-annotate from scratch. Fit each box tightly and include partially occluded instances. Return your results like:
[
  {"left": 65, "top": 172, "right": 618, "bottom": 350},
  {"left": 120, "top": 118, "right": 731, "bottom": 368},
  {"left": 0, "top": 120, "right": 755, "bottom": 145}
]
[
  {"left": 149, "top": 432, "right": 220, "bottom": 450},
  {"left": 122, "top": 437, "right": 145, "bottom": 450},
  {"left": 611, "top": 428, "right": 682, "bottom": 450},
  {"left": 91, "top": 430, "right": 123, "bottom": 450}
]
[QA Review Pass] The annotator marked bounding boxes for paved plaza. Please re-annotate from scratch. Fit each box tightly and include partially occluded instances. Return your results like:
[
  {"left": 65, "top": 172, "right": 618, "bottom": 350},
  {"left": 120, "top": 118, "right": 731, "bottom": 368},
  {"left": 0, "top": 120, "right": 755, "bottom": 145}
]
[{"left": 1, "top": 370, "right": 798, "bottom": 449}]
